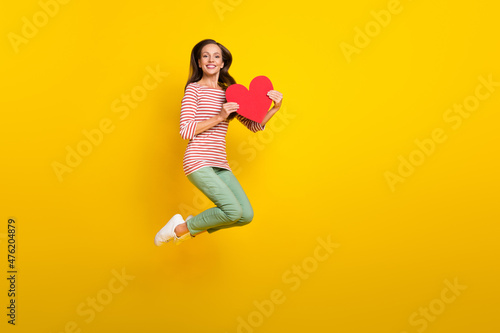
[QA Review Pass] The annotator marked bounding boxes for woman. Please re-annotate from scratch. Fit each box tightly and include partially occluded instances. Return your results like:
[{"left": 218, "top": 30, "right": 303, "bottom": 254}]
[{"left": 154, "top": 39, "right": 283, "bottom": 246}]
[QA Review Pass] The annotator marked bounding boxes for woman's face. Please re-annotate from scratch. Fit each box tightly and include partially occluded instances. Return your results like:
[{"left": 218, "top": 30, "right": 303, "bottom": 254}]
[{"left": 198, "top": 44, "right": 224, "bottom": 76}]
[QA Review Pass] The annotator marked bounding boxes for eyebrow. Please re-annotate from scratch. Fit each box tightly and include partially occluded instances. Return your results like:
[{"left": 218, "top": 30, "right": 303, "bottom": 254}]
[{"left": 202, "top": 52, "right": 221, "bottom": 55}]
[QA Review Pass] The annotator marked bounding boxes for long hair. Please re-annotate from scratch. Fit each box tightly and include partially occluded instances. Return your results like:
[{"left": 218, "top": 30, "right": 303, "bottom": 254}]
[{"left": 185, "top": 39, "right": 238, "bottom": 121}]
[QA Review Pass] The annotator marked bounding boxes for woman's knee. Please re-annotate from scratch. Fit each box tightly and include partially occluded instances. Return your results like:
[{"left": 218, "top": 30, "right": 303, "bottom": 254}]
[
  {"left": 222, "top": 203, "right": 243, "bottom": 223},
  {"left": 239, "top": 206, "right": 254, "bottom": 224}
]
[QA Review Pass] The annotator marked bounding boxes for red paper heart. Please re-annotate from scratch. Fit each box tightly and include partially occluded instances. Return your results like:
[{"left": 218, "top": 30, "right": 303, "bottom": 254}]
[{"left": 226, "top": 76, "right": 273, "bottom": 123}]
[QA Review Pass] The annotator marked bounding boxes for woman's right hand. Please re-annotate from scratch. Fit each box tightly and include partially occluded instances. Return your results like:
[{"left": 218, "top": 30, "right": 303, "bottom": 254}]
[{"left": 220, "top": 102, "right": 239, "bottom": 121}]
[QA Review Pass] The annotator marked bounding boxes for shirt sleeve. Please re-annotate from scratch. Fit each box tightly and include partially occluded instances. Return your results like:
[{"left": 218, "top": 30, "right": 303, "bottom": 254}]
[
  {"left": 179, "top": 84, "right": 199, "bottom": 140},
  {"left": 236, "top": 114, "right": 266, "bottom": 133}
]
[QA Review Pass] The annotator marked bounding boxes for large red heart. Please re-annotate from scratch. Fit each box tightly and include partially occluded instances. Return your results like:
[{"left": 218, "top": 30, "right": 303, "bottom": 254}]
[{"left": 226, "top": 75, "right": 273, "bottom": 123}]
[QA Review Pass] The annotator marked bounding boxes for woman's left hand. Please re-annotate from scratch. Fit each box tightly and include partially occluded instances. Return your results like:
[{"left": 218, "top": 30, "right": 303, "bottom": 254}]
[{"left": 267, "top": 90, "right": 283, "bottom": 111}]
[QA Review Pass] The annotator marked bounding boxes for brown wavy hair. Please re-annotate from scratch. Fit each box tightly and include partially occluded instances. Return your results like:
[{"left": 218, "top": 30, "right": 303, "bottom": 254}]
[{"left": 185, "top": 39, "right": 238, "bottom": 121}]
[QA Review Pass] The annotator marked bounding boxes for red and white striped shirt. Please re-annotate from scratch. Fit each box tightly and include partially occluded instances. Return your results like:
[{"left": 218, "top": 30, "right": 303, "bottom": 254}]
[{"left": 180, "top": 82, "right": 266, "bottom": 176}]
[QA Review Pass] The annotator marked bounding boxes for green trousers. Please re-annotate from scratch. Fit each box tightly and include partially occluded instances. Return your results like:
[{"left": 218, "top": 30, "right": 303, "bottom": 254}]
[{"left": 186, "top": 166, "right": 254, "bottom": 236}]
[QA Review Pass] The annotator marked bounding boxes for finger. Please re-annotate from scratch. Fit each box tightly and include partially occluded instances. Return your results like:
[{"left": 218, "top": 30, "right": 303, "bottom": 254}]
[
  {"left": 268, "top": 91, "right": 282, "bottom": 99},
  {"left": 268, "top": 93, "right": 281, "bottom": 102}
]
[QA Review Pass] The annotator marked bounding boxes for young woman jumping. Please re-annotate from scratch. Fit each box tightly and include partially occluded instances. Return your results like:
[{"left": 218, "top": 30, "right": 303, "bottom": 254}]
[{"left": 154, "top": 38, "right": 283, "bottom": 246}]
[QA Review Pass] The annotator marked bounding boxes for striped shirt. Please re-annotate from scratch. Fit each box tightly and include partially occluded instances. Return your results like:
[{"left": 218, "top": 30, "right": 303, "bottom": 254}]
[{"left": 180, "top": 82, "right": 266, "bottom": 176}]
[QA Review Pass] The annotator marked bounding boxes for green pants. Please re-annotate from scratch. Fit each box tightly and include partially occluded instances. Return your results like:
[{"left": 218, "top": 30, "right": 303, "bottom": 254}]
[{"left": 186, "top": 166, "right": 254, "bottom": 236}]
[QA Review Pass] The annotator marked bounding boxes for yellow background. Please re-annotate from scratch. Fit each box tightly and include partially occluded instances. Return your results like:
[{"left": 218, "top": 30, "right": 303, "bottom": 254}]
[{"left": 1, "top": 0, "right": 499, "bottom": 332}]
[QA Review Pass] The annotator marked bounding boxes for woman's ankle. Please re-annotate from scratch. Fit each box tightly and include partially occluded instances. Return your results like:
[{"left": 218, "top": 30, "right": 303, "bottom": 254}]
[{"left": 174, "top": 223, "right": 189, "bottom": 237}]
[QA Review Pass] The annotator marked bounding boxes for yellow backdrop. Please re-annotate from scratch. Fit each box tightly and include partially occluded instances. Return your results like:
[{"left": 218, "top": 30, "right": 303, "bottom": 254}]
[{"left": 1, "top": 0, "right": 499, "bottom": 332}]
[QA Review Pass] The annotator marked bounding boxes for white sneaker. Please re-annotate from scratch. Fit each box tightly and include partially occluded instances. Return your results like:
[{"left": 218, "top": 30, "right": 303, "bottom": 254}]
[
  {"left": 154, "top": 214, "right": 185, "bottom": 246},
  {"left": 174, "top": 215, "right": 193, "bottom": 245}
]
